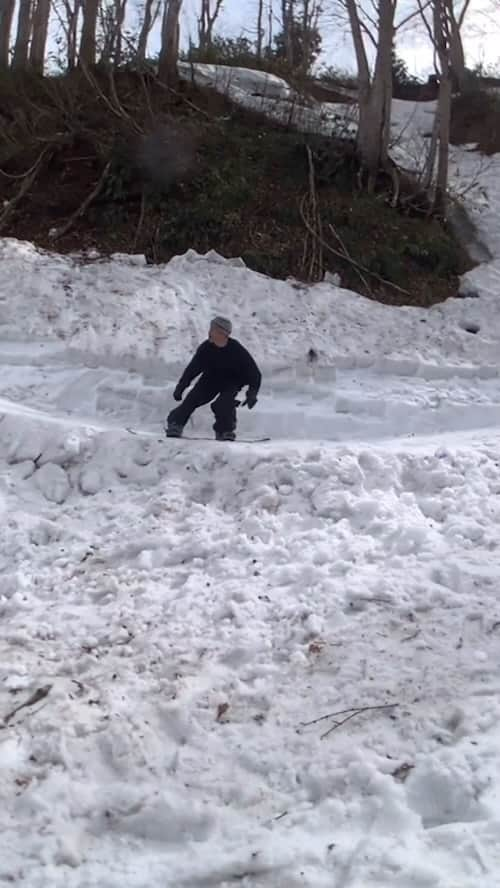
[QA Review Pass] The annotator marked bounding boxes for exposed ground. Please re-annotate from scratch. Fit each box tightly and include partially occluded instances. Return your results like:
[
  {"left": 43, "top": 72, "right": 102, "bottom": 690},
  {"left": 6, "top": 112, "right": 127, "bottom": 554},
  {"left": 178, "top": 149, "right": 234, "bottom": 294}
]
[{"left": 0, "top": 68, "right": 479, "bottom": 307}]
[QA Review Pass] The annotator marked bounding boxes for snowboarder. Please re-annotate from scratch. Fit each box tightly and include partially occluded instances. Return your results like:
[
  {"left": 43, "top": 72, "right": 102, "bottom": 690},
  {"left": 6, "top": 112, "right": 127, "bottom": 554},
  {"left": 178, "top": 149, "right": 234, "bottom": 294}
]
[{"left": 166, "top": 316, "right": 262, "bottom": 441}]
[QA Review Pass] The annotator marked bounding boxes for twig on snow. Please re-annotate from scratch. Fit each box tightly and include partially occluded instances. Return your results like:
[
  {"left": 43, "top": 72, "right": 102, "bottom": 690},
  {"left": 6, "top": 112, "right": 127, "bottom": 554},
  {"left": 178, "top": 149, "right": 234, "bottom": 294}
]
[
  {"left": 300, "top": 702, "right": 399, "bottom": 740},
  {"left": 1, "top": 684, "right": 52, "bottom": 728},
  {"left": 401, "top": 628, "right": 421, "bottom": 642}
]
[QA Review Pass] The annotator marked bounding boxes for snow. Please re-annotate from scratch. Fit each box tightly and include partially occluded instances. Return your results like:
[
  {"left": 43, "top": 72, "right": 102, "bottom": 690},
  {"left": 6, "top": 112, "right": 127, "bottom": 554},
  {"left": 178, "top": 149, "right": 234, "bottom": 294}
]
[
  {"left": 178, "top": 62, "right": 296, "bottom": 101},
  {"left": 178, "top": 61, "right": 357, "bottom": 137},
  {"left": 2, "top": 75, "right": 500, "bottom": 887}
]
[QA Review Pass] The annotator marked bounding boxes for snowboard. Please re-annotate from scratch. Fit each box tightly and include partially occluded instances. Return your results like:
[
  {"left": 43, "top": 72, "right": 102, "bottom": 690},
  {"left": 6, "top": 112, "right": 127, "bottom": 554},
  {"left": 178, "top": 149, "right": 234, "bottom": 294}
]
[
  {"left": 124, "top": 427, "right": 270, "bottom": 443},
  {"left": 175, "top": 435, "right": 271, "bottom": 443}
]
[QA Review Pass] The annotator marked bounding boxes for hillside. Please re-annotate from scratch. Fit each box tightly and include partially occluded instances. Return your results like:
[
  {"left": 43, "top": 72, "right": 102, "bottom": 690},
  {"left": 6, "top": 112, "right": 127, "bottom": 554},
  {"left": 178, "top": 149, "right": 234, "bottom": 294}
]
[{"left": 0, "top": 68, "right": 475, "bottom": 307}]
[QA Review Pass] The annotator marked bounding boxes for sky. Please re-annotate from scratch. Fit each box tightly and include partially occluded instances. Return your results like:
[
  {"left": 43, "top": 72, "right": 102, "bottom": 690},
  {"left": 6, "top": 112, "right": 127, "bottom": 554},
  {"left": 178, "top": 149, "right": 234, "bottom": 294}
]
[{"left": 179, "top": 0, "right": 500, "bottom": 78}]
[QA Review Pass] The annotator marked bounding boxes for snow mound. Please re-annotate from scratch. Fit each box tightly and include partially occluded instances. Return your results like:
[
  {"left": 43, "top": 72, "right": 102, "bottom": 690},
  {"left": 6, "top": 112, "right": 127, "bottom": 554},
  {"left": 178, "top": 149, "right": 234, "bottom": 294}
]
[
  {"left": 34, "top": 462, "right": 70, "bottom": 504},
  {"left": 178, "top": 61, "right": 295, "bottom": 101},
  {"left": 1, "top": 422, "right": 500, "bottom": 885},
  {"left": 2, "top": 239, "right": 500, "bottom": 380}
]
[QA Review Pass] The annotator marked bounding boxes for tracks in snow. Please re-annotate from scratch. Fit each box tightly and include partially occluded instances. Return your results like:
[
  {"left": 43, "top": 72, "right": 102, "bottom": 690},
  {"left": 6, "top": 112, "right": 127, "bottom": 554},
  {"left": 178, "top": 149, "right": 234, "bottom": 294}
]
[{"left": 0, "top": 344, "right": 500, "bottom": 447}]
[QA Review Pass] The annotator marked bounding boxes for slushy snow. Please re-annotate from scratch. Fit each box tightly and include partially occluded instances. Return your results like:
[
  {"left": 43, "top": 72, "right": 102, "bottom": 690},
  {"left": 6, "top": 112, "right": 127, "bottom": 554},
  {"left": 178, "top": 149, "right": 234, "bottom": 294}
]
[{"left": 1, "top": 77, "right": 500, "bottom": 887}]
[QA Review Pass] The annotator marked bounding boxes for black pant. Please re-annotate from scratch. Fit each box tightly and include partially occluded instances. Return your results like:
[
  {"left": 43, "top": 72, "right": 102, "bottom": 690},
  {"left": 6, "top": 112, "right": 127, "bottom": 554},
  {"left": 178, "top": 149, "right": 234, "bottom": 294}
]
[{"left": 168, "top": 377, "right": 241, "bottom": 434}]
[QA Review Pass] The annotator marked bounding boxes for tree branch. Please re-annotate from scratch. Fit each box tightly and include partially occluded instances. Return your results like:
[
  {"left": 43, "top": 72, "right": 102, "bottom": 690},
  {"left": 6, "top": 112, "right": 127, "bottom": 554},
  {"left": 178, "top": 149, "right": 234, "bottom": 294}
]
[
  {"left": 1, "top": 685, "right": 52, "bottom": 727},
  {"left": 299, "top": 203, "right": 412, "bottom": 298},
  {"left": 345, "top": 0, "right": 371, "bottom": 86},
  {"left": 397, "top": 0, "right": 432, "bottom": 30},
  {"left": 52, "top": 161, "right": 111, "bottom": 240},
  {"left": 300, "top": 703, "right": 399, "bottom": 740},
  {"left": 0, "top": 147, "right": 52, "bottom": 233}
]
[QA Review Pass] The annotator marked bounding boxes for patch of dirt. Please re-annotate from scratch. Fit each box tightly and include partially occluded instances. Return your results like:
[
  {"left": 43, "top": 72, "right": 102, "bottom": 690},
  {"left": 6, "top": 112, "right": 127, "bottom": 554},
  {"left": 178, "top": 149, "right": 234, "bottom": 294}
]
[
  {"left": 0, "top": 69, "right": 472, "bottom": 308},
  {"left": 451, "top": 89, "right": 500, "bottom": 155}
]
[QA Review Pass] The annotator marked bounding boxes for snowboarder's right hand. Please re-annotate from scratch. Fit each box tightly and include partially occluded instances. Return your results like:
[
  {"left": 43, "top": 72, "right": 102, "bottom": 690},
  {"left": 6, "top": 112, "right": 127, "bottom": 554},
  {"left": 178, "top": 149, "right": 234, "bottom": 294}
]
[
  {"left": 173, "top": 385, "right": 184, "bottom": 402},
  {"left": 246, "top": 389, "right": 258, "bottom": 409}
]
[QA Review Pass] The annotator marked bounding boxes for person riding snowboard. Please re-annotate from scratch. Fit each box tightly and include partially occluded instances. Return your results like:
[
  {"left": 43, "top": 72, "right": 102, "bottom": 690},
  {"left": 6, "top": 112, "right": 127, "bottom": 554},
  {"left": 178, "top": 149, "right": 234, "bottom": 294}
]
[{"left": 166, "top": 316, "right": 262, "bottom": 441}]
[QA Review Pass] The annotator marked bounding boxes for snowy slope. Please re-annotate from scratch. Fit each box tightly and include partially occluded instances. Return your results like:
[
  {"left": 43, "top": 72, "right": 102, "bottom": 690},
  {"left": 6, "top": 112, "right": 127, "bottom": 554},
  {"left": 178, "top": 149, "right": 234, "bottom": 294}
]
[
  {"left": 178, "top": 61, "right": 357, "bottom": 137},
  {"left": 2, "top": 397, "right": 500, "bottom": 886},
  {"left": 2, "top": 80, "right": 500, "bottom": 886},
  {"left": 1, "top": 239, "right": 500, "bottom": 377},
  {"left": 1, "top": 247, "right": 500, "bottom": 887}
]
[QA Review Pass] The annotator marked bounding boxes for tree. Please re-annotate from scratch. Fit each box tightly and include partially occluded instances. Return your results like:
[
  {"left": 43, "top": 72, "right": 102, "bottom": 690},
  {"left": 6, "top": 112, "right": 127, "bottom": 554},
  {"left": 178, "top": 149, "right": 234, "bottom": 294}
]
[
  {"left": 271, "top": 1, "right": 322, "bottom": 74},
  {"left": 12, "top": 0, "right": 33, "bottom": 69},
  {"left": 418, "top": 0, "right": 453, "bottom": 215},
  {"left": 53, "top": 0, "right": 82, "bottom": 70},
  {"left": 158, "top": 0, "right": 183, "bottom": 85},
  {"left": 197, "top": 0, "right": 224, "bottom": 52},
  {"left": 0, "top": 0, "right": 16, "bottom": 68},
  {"left": 273, "top": 0, "right": 323, "bottom": 72},
  {"left": 137, "top": 0, "right": 161, "bottom": 62},
  {"left": 100, "top": 0, "right": 128, "bottom": 65},
  {"left": 256, "top": 0, "right": 265, "bottom": 59},
  {"left": 344, "top": 0, "right": 396, "bottom": 187},
  {"left": 391, "top": 48, "right": 418, "bottom": 88},
  {"left": 447, "top": 0, "right": 470, "bottom": 91},
  {"left": 331, "top": 0, "right": 425, "bottom": 187},
  {"left": 273, "top": 19, "right": 322, "bottom": 72},
  {"left": 185, "top": 34, "right": 257, "bottom": 65},
  {"left": 281, "top": 0, "right": 294, "bottom": 67},
  {"left": 79, "top": 0, "right": 100, "bottom": 66},
  {"left": 30, "top": 0, "right": 51, "bottom": 72}
]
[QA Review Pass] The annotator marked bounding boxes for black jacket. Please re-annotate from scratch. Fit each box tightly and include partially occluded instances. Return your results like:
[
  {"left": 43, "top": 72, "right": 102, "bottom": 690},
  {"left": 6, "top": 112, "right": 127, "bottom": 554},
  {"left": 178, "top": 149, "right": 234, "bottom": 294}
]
[{"left": 178, "top": 339, "right": 262, "bottom": 393}]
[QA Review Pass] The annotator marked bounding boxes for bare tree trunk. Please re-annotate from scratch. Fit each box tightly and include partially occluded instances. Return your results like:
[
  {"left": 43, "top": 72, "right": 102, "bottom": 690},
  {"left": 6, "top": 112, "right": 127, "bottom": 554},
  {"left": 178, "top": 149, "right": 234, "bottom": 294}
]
[
  {"left": 448, "top": 0, "right": 470, "bottom": 91},
  {"left": 448, "top": 16, "right": 466, "bottom": 90},
  {"left": 433, "top": 0, "right": 452, "bottom": 215},
  {"left": 267, "top": 0, "right": 273, "bottom": 52},
  {"left": 66, "top": 0, "right": 81, "bottom": 68},
  {"left": 299, "top": 0, "right": 310, "bottom": 76},
  {"left": 0, "top": 0, "right": 16, "bottom": 67},
  {"left": 137, "top": 0, "right": 160, "bottom": 62},
  {"left": 158, "top": 0, "right": 182, "bottom": 86},
  {"left": 348, "top": 0, "right": 395, "bottom": 185},
  {"left": 281, "top": 0, "right": 294, "bottom": 67},
  {"left": 422, "top": 101, "right": 440, "bottom": 190},
  {"left": 298, "top": 0, "right": 321, "bottom": 77},
  {"left": 256, "top": 0, "right": 264, "bottom": 59},
  {"left": 12, "top": 0, "right": 32, "bottom": 69},
  {"left": 29, "top": 0, "right": 50, "bottom": 72},
  {"left": 79, "top": 0, "right": 99, "bottom": 67},
  {"left": 435, "top": 74, "right": 451, "bottom": 213},
  {"left": 198, "top": 0, "right": 223, "bottom": 51},
  {"left": 111, "top": 0, "right": 127, "bottom": 66}
]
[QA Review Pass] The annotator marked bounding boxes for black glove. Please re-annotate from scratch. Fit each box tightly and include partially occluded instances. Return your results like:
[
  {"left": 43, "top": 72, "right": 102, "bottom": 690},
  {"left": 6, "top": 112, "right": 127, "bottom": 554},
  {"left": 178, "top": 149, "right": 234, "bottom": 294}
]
[
  {"left": 245, "top": 389, "right": 258, "bottom": 410},
  {"left": 173, "top": 385, "right": 184, "bottom": 402}
]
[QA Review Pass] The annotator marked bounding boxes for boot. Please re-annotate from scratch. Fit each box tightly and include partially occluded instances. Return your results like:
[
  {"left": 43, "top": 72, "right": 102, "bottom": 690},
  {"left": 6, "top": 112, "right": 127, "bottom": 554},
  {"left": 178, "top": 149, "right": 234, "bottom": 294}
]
[
  {"left": 216, "top": 431, "right": 236, "bottom": 442},
  {"left": 166, "top": 422, "right": 184, "bottom": 438}
]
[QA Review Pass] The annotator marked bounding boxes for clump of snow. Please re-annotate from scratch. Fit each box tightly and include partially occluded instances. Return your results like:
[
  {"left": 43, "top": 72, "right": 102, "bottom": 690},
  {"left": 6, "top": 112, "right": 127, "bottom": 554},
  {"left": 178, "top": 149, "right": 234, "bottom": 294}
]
[{"left": 34, "top": 462, "right": 70, "bottom": 503}]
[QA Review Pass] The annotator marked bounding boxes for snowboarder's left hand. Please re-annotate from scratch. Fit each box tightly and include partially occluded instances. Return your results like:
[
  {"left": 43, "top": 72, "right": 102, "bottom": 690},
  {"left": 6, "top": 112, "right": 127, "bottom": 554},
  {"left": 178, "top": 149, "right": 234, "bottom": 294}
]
[
  {"left": 173, "top": 385, "right": 184, "bottom": 402},
  {"left": 246, "top": 389, "right": 258, "bottom": 409}
]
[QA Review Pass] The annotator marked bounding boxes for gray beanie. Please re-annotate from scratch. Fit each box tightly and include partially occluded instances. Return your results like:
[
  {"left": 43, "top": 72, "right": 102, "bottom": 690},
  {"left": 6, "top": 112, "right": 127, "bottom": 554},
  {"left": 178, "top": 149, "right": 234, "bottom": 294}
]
[{"left": 211, "top": 316, "right": 232, "bottom": 336}]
